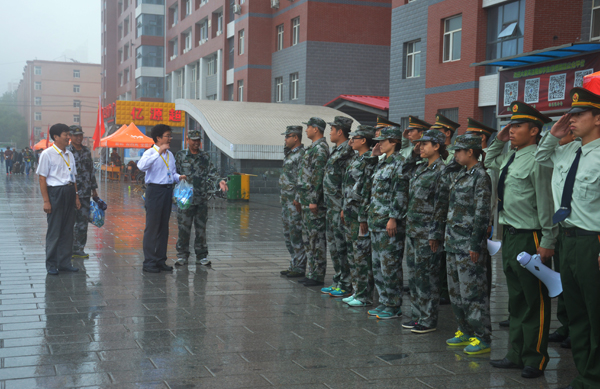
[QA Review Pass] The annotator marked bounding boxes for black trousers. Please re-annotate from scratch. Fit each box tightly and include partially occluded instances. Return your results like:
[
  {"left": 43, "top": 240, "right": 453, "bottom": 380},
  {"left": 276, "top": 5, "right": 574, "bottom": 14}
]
[
  {"left": 46, "top": 185, "right": 76, "bottom": 270},
  {"left": 143, "top": 184, "right": 173, "bottom": 269}
]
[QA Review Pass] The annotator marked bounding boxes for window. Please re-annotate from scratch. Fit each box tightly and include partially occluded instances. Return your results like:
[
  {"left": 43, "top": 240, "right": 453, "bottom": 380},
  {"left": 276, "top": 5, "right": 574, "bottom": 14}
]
[
  {"left": 400, "top": 117, "right": 409, "bottom": 130},
  {"left": 292, "top": 17, "right": 300, "bottom": 46},
  {"left": 74, "top": 100, "right": 81, "bottom": 108},
  {"left": 124, "top": 43, "right": 130, "bottom": 60},
  {"left": 216, "top": 12, "right": 223, "bottom": 34},
  {"left": 237, "top": 79, "right": 244, "bottom": 101},
  {"left": 593, "top": 0, "right": 600, "bottom": 40},
  {"left": 170, "top": 38, "right": 178, "bottom": 59},
  {"left": 199, "top": 19, "right": 208, "bottom": 43},
  {"left": 137, "top": 14, "right": 164, "bottom": 37},
  {"left": 34, "top": 82, "right": 41, "bottom": 90},
  {"left": 73, "top": 69, "right": 80, "bottom": 78},
  {"left": 136, "top": 45, "right": 164, "bottom": 67},
  {"left": 437, "top": 107, "right": 459, "bottom": 123},
  {"left": 124, "top": 17, "right": 130, "bottom": 35},
  {"left": 170, "top": 4, "right": 178, "bottom": 27},
  {"left": 238, "top": 29, "right": 245, "bottom": 55},
  {"left": 290, "top": 72, "right": 299, "bottom": 100},
  {"left": 185, "top": 0, "right": 192, "bottom": 15},
  {"left": 443, "top": 15, "right": 462, "bottom": 62},
  {"left": 34, "top": 66, "right": 41, "bottom": 75},
  {"left": 34, "top": 127, "right": 42, "bottom": 137},
  {"left": 140, "top": 0, "right": 165, "bottom": 3},
  {"left": 184, "top": 31, "right": 192, "bottom": 52},
  {"left": 74, "top": 115, "right": 80, "bottom": 124},
  {"left": 486, "top": 0, "right": 525, "bottom": 73},
  {"left": 275, "top": 77, "right": 283, "bottom": 102},
  {"left": 276, "top": 24, "right": 284, "bottom": 51},
  {"left": 35, "top": 112, "right": 42, "bottom": 121},
  {"left": 227, "top": 84, "right": 233, "bottom": 101},
  {"left": 124, "top": 68, "right": 130, "bottom": 83},
  {"left": 207, "top": 94, "right": 217, "bottom": 100},
  {"left": 136, "top": 76, "right": 164, "bottom": 98},
  {"left": 119, "top": 72, "right": 123, "bottom": 86},
  {"left": 405, "top": 40, "right": 421, "bottom": 78},
  {"left": 73, "top": 85, "right": 80, "bottom": 93},
  {"left": 207, "top": 55, "right": 216, "bottom": 75},
  {"left": 34, "top": 97, "right": 41, "bottom": 106}
]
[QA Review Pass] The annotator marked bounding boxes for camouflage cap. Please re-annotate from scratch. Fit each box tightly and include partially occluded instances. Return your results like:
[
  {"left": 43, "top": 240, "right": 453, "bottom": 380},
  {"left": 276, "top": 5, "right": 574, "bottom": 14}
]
[
  {"left": 567, "top": 87, "right": 600, "bottom": 114},
  {"left": 508, "top": 101, "right": 551, "bottom": 128},
  {"left": 69, "top": 125, "right": 84, "bottom": 135},
  {"left": 373, "top": 126, "right": 403, "bottom": 141},
  {"left": 349, "top": 125, "right": 375, "bottom": 139},
  {"left": 281, "top": 125, "right": 303, "bottom": 136},
  {"left": 302, "top": 117, "right": 326, "bottom": 131},
  {"left": 430, "top": 113, "right": 460, "bottom": 133},
  {"left": 413, "top": 129, "right": 446, "bottom": 144},
  {"left": 449, "top": 134, "right": 483, "bottom": 150},
  {"left": 188, "top": 130, "right": 202, "bottom": 140},
  {"left": 328, "top": 116, "right": 353, "bottom": 130}
]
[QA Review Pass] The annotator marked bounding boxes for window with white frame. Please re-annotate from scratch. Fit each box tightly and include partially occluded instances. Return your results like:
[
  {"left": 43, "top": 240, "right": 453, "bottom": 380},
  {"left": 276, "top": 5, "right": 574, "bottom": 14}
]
[
  {"left": 73, "top": 100, "right": 81, "bottom": 108},
  {"left": 290, "top": 72, "right": 299, "bottom": 100},
  {"left": 124, "top": 68, "right": 130, "bottom": 83},
  {"left": 73, "top": 84, "right": 80, "bottom": 93},
  {"left": 592, "top": 0, "right": 600, "bottom": 40},
  {"left": 292, "top": 17, "right": 300, "bottom": 46},
  {"left": 34, "top": 127, "right": 42, "bottom": 137},
  {"left": 171, "top": 4, "right": 178, "bottom": 27},
  {"left": 276, "top": 24, "right": 284, "bottom": 51},
  {"left": 74, "top": 115, "right": 80, "bottom": 124},
  {"left": 35, "top": 112, "right": 42, "bottom": 121},
  {"left": 185, "top": 0, "right": 192, "bottom": 15},
  {"left": 443, "top": 15, "right": 462, "bottom": 62},
  {"left": 34, "top": 66, "right": 41, "bottom": 75},
  {"left": 119, "top": 72, "right": 123, "bottom": 86},
  {"left": 238, "top": 29, "right": 245, "bottom": 55},
  {"left": 199, "top": 19, "right": 208, "bottom": 43},
  {"left": 201, "top": 0, "right": 208, "bottom": 5},
  {"left": 238, "top": 79, "right": 244, "bottom": 102},
  {"left": 34, "top": 82, "right": 41, "bottom": 90},
  {"left": 275, "top": 77, "right": 283, "bottom": 102},
  {"left": 34, "top": 97, "right": 41, "bottom": 106},
  {"left": 207, "top": 55, "right": 216, "bottom": 75},
  {"left": 184, "top": 31, "right": 192, "bottom": 52},
  {"left": 406, "top": 40, "right": 421, "bottom": 78},
  {"left": 73, "top": 69, "right": 80, "bottom": 78},
  {"left": 217, "top": 12, "right": 223, "bottom": 34}
]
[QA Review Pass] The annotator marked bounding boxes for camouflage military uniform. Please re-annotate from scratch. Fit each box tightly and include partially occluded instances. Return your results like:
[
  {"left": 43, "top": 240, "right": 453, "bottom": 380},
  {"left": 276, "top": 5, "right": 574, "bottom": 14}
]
[
  {"left": 323, "top": 139, "right": 354, "bottom": 289},
  {"left": 175, "top": 148, "right": 221, "bottom": 261},
  {"left": 442, "top": 160, "right": 492, "bottom": 343},
  {"left": 343, "top": 149, "right": 377, "bottom": 302},
  {"left": 67, "top": 143, "right": 97, "bottom": 255},
  {"left": 280, "top": 145, "right": 307, "bottom": 273},
  {"left": 297, "top": 137, "right": 330, "bottom": 282}
]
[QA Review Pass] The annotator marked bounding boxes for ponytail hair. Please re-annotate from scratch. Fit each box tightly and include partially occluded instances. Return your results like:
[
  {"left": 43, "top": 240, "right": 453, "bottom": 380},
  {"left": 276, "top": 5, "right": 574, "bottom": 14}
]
[
  {"left": 472, "top": 149, "right": 485, "bottom": 169},
  {"left": 438, "top": 143, "right": 449, "bottom": 160}
]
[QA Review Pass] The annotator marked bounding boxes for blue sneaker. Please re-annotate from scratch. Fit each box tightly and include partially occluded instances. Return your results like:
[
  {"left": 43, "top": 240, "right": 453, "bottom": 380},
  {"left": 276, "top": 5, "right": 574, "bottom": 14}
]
[
  {"left": 347, "top": 299, "right": 372, "bottom": 307},
  {"left": 321, "top": 285, "right": 336, "bottom": 294},
  {"left": 447, "top": 330, "right": 471, "bottom": 346},
  {"left": 376, "top": 307, "right": 402, "bottom": 320},
  {"left": 463, "top": 337, "right": 491, "bottom": 355},
  {"left": 342, "top": 295, "right": 355, "bottom": 303},
  {"left": 329, "top": 288, "right": 352, "bottom": 298},
  {"left": 367, "top": 304, "right": 386, "bottom": 316}
]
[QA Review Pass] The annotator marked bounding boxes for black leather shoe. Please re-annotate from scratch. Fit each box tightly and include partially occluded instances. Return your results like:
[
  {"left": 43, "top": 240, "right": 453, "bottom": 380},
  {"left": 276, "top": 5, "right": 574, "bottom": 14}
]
[
  {"left": 303, "top": 279, "right": 324, "bottom": 287},
  {"left": 561, "top": 337, "right": 571, "bottom": 349},
  {"left": 490, "top": 358, "right": 523, "bottom": 369},
  {"left": 143, "top": 267, "right": 161, "bottom": 273},
  {"left": 58, "top": 266, "right": 79, "bottom": 272},
  {"left": 499, "top": 319, "right": 510, "bottom": 327},
  {"left": 47, "top": 268, "right": 59, "bottom": 275},
  {"left": 159, "top": 264, "right": 173, "bottom": 271},
  {"left": 548, "top": 331, "right": 568, "bottom": 342},
  {"left": 521, "top": 366, "right": 543, "bottom": 379},
  {"left": 439, "top": 297, "right": 450, "bottom": 305}
]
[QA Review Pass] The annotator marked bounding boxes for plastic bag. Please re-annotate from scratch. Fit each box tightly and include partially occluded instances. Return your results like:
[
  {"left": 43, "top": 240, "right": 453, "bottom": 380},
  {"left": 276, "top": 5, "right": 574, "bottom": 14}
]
[
  {"left": 173, "top": 180, "right": 194, "bottom": 209},
  {"left": 89, "top": 198, "right": 105, "bottom": 228}
]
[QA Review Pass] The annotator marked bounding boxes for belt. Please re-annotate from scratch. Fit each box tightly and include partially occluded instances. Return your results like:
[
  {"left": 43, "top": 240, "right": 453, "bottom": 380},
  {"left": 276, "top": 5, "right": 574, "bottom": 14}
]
[
  {"left": 504, "top": 225, "right": 539, "bottom": 235},
  {"left": 48, "top": 183, "right": 74, "bottom": 188},
  {"left": 148, "top": 183, "right": 173, "bottom": 189},
  {"left": 562, "top": 227, "right": 600, "bottom": 237}
]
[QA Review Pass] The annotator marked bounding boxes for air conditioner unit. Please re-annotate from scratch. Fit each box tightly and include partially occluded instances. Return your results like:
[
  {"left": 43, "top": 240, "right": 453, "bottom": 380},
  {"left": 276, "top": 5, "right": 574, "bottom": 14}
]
[
  {"left": 271, "top": 0, "right": 279, "bottom": 9},
  {"left": 233, "top": 4, "right": 241, "bottom": 14}
]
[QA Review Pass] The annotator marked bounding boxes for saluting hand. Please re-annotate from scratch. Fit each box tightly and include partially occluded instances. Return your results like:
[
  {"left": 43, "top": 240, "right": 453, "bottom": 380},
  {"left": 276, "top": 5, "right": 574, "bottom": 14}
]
[
  {"left": 496, "top": 124, "right": 511, "bottom": 142},
  {"left": 550, "top": 114, "right": 572, "bottom": 139},
  {"left": 372, "top": 143, "right": 382, "bottom": 157}
]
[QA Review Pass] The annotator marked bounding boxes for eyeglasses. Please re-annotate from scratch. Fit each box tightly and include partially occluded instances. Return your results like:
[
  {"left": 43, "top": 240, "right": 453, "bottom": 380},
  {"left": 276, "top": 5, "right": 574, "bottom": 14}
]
[
  {"left": 285, "top": 135, "right": 297, "bottom": 139},
  {"left": 161, "top": 134, "right": 173, "bottom": 139}
]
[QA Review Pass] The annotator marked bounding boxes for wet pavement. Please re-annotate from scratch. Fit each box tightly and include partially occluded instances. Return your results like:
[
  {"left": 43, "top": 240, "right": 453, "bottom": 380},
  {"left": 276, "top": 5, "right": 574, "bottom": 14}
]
[{"left": 0, "top": 173, "right": 577, "bottom": 388}]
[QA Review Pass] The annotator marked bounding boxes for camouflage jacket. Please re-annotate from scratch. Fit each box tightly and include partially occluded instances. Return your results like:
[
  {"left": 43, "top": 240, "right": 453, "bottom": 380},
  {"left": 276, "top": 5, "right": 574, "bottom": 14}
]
[
  {"left": 342, "top": 151, "right": 377, "bottom": 223},
  {"left": 366, "top": 152, "right": 408, "bottom": 232},
  {"left": 323, "top": 140, "right": 355, "bottom": 209},
  {"left": 296, "top": 137, "right": 330, "bottom": 208},
  {"left": 175, "top": 149, "right": 221, "bottom": 204},
  {"left": 67, "top": 145, "right": 97, "bottom": 198},
  {"left": 280, "top": 145, "right": 305, "bottom": 202},
  {"left": 442, "top": 162, "right": 492, "bottom": 254},
  {"left": 23, "top": 149, "right": 34, "bottom": 162},
  {"left": 406, "top": 156, "right": 448, "bottom": 241}
]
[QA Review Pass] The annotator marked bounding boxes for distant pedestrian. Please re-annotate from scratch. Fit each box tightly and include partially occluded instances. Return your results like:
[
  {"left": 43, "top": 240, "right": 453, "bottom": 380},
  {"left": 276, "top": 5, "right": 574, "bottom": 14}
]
[
  {"left": 23, "top": 147, "right": 34, "bottom": 176},
  {"left": 37, "top": 124, "right": 81, "bottom": 275},
  {"left": 5, "top": 146, "right": 13, "bottom": 174},
  {"left": 0, "top": 149, "right": 4, "bottom": 165},
  {"left": 137, "top": 124, "right": 186, "bottom": 273}
]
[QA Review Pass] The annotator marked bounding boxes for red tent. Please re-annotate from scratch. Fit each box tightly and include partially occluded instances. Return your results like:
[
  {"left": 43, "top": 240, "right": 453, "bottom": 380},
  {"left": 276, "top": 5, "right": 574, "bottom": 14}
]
[
  {"left": 100, "top": 123, "right": 153, "bottom": 148},
  {"left": 33, "top": 139, "right": 54, "bottom": 150}
]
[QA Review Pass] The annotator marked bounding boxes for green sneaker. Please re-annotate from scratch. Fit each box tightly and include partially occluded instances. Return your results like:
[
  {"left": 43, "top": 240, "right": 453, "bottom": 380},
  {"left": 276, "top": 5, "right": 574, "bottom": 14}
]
[
  {"left": 329, "top": 288, "right": 352, "bottom": 298},
  {"left": 463, "top": 337, "right": 491, "bottom": 355},
  {"left": 320, "top": 285, "right": 336, "bottom": 294},
  {"left": 376, "top": 307, "right": 402, "bottom": 320},
  {"left": 367, "top": 304, "right": 386, "bottom": 316},
  {"left": 447, "top": 330, "right": 471, "bottom": 346},
  {"left": 342, "top": 295, "right": 355, "bottom": 303},
  {"left": 72, "top": 252, "right": 89, "bottom": 259},
  {"left": 347, "top": 299, "right": 372, "bottom": 307}
]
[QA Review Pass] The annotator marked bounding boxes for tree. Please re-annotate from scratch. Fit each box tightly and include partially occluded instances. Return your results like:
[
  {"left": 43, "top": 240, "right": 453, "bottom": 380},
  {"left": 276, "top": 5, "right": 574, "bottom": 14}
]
[{"left": 0, "top": 91, "right": 28, "bottom": 148}]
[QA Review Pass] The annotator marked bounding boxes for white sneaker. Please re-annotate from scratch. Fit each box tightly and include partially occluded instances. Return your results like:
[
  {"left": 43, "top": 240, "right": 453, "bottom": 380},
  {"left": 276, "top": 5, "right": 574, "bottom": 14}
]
[
  {"left": 197, "top": 258, "right": 211, "bottom": 266},
  {"left": 175, "top": 258, "right": 188, "bottom": 266},
  {"left": 342, "top": 295, "right": 355, "bottom": 304}
]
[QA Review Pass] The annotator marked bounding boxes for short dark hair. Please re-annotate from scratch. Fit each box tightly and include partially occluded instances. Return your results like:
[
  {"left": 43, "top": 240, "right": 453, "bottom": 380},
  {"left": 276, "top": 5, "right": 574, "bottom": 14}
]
[
  {"left": 296, "top": 133, "right": 302, "bottom": 142},
  {"left": 151, "top": 124, "right": 172, "bottom": 143},
  {"left": 590, "top": 108, "right": 600, "bottom": 117},
  {"left": 50, "top": 123, "right": 70, "bottom": 141}
]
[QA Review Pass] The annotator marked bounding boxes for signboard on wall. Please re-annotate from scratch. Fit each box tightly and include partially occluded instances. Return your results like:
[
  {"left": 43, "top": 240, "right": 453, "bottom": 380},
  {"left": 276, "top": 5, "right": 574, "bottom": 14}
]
[
  {"left": 497, "top": 51, "right": 600, "bottom": 117},
  {"left": 114, "top": 101, "right": 185, "bottom": 127}
]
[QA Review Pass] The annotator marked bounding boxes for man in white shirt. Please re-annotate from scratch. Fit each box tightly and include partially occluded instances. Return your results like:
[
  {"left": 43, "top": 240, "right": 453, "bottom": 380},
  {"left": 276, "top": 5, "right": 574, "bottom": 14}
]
[
  {"left": 137, "top": 124, "right": 186, "bottom": 273},
  {"left": 37, "top": 124, "right": 82, "bottom": 275}
]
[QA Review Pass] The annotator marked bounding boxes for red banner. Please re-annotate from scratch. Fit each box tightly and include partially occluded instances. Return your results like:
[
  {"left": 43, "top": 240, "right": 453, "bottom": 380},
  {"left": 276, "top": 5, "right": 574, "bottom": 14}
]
[{"left": 497, "top": 51, "right": 600, "bottom": 117}]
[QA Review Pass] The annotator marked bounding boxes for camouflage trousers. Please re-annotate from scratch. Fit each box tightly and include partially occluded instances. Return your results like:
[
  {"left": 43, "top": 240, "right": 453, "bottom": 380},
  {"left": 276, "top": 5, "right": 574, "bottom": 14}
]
[
  {"left": 281, "top": 199, "right": 307, "bottom": 272},
  {"left": 176, "top": 203, "right": 209, "bottom": 260},
  {"left": 446, "top": 251, "right": 491, "bottom": 343},
  {"left": 301, "top": 207, "right": 327, "bottom": 282},
  {"left": 371, "top": 230, "right": 404, "bottom": 308},
  {"left": 73, "top": 197, "right": 90, "bottom": 253},
  {"left": 326, "top": 207, "right": 350, "bottom": 289},
  {"left": 406, "top": 237, "right": 442, "bottom": 328},
  {"left": 345, "top": 219, "right": 373, "bottom": 303}
]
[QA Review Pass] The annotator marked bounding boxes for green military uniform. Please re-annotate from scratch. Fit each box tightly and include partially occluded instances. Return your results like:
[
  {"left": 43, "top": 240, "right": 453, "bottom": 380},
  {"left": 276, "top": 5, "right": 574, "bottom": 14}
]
[
  {"left": 280, "top": 126, "right": 307, "bottom": 275},
  {"left": 486, "top": 104, "right": 558, "bottom": 373},
  {"left": 405, "top": 129, "right": 448, "bottom": 332},
  {"left": 322, "top": 116, "right": 355, "bottom": 293},
  {"left": 535, "top": 87, "right": 600, "bottom": 389},
  {"left": 175, "top": 130, "right": 222, "bottom": 264},
  {"left": 366, "top": 126, "right": 408, "bottom": 319},
  {"left": 443, "top": 135, "right": 492, "bottom": 352},
  {"left": 401, "top": 116, "right": 431, "bottom": 160},
  {"left": 342, "top": 125, "right": 378, "bottom": 304},
  {"left": 297, "top": 117, "right": 330, "bottom": 283},
  {"left": 67, "top": 126, "right": 98, "bottom": 258}
]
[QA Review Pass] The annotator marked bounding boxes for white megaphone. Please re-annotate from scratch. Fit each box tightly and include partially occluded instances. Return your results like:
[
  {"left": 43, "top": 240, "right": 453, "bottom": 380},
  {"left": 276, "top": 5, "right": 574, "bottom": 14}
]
[
  {"left": 487, "top": 240, "right": 502, "bottom": 256},
  {"left": 516, "top": 252, "right": 563, "bottom": 298}
]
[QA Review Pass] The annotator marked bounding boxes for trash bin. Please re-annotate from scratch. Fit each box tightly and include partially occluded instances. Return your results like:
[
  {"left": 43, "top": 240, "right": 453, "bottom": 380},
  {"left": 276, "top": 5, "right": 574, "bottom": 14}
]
[
  {"left": 240, "top": 174, "right": 250, "bottom": 200},
  {"left": 227, "top": 174, "right": 241, "bottom": 200}
]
